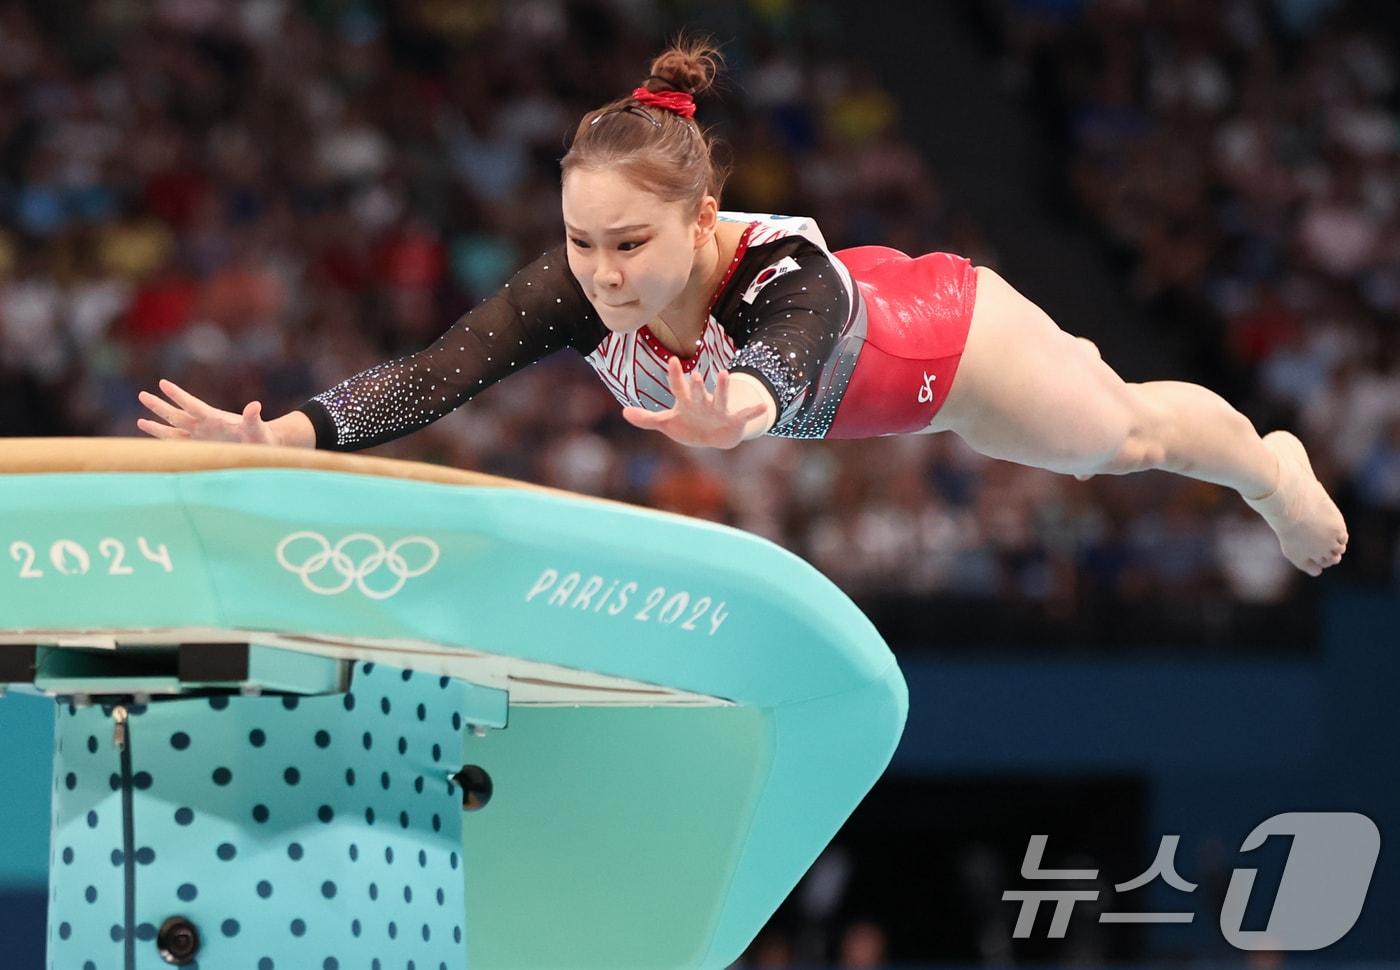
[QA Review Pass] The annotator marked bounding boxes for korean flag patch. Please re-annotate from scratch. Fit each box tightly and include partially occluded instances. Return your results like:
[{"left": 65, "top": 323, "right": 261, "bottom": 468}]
[{"left": 741, "top": 256, "right": 801, "bottom": 305}]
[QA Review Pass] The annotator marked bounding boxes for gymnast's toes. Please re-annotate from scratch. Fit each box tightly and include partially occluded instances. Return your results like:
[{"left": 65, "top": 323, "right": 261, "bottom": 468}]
[{"left": 1248, "top": 431, "right": 1348, "bottom": 575}]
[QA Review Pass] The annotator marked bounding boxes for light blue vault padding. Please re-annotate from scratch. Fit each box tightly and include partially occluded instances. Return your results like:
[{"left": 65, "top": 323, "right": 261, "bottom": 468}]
[
  {"left": 1, "top": 438, "right": 908, "bottom": 969},
  {"left": 49, "top": 663, "right": 467, "bottom": 970}
]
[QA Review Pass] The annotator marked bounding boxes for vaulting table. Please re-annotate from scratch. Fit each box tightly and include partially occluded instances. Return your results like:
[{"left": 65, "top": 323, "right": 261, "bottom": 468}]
[{"left": 0, "top": 437, "right": 906, "bottom": 970}]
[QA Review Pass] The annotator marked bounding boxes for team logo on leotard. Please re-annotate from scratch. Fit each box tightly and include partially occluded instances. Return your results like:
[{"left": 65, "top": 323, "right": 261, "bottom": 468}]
[
  {"left": 918, "top": 371, "right": 937, "bottom": 404},
  {"left": 741, "top": 256, "right": 801, "bottom": 304},
  {"left": 275, "top": 531, "right": 439, "bottom": 600}
]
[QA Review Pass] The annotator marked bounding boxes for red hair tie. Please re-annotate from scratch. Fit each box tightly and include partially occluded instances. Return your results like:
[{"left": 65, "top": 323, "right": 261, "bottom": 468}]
[{"left": 631, "top": 86, "right": 696, "bottom": 119}]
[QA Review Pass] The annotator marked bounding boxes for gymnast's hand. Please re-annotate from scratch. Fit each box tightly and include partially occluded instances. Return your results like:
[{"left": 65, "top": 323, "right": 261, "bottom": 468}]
[
  {"left": 137, "top": 379, "right": 279, "bottom": 445},
  {"left": 621, "top": 357, "right": 770, "bottom": 449}
]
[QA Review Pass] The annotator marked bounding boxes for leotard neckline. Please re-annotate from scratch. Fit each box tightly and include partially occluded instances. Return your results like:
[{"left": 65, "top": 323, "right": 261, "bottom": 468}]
[{"left": 637, "top": 221, "right": 758, "bottom": 370}]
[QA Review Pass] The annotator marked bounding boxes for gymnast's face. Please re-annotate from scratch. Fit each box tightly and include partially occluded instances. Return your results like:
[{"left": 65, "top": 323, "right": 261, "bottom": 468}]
[{"left": 562, "top": 168, "right": 715, "bottom": 333}]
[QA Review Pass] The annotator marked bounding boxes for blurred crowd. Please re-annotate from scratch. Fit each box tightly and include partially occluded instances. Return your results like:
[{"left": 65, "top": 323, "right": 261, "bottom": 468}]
[
  {"left": 985, "top": 0, "right": 1400, "bottom": 589},
  {"left": 1, "top": 0, "right": 1384, "bottom": 650}
]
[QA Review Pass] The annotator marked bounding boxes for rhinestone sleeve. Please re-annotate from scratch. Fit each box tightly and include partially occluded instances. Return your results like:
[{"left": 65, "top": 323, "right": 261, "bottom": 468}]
[
  {"left": 298, "top": 247, "right": 604, "bottom": 451},
  {"left": 728, "top": 340, "right": 801, "bottom": 416},
  {"left": 723, "top": 243, "right": 851, "bottom": 433}
]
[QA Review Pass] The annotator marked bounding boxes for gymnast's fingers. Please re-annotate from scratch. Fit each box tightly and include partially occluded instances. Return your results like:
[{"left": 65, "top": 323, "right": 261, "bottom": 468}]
[
  {"left": 136, "top": 417, "right": 191, "bottom": 440},
  {"left": 621, "top": 406, "right": 669, "bottom": 429},
  {"left": 138, "top": 390, "right": 195, "bottom": 430},
  {"left": 713, "top": 369, "right": 730, "bottom": 412},
  {"left": 159, "top": 379, "right": 216, "bottom": 417},
  {"left": 668, "top": 357, "right": 693, "bottom": 406}
]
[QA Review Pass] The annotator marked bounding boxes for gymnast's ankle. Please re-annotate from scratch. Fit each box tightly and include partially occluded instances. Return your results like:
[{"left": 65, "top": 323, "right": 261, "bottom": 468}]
[{"left": 1243, "top": 449, "right": 1283, "bottom": 504}]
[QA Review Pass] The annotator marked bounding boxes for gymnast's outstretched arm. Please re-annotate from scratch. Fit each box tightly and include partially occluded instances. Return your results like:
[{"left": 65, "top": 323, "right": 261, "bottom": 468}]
[{"left": 139, "top": 248, "right": 604, "bottom": 451}]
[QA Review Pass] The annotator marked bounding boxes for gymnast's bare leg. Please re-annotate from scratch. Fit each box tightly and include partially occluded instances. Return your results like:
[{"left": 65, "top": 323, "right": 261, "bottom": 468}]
[{"left": 924, "top": 266, "right": 1348, "bottom": 576}]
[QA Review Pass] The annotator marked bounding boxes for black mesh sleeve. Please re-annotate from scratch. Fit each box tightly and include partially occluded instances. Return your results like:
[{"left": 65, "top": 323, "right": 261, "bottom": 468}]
[
  {"left": 297, "top": 246, "right": 605, "bottom": 451},
  {"left": 722, "top": 241, "right": 851, "bottom": 426}
]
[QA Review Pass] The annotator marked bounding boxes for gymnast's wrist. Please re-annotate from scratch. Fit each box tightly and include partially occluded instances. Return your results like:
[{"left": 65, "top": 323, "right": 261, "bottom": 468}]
[
  {"left": 727, "top": 372, "right": 778, "bottom": 439},
  {"left": 269, "top": 410, "right": 317, "bottom": 449}
]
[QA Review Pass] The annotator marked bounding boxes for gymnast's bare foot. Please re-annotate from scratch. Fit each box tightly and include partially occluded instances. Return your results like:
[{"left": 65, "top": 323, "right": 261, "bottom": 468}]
[{"left": 1244, "top": 431, "right": 1348, "bottom": 577}]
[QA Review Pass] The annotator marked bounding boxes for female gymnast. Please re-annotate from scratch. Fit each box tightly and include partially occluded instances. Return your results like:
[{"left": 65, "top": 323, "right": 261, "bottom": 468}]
[{"left": 137, "top": 39, "right": 1347, "bottom": 576}]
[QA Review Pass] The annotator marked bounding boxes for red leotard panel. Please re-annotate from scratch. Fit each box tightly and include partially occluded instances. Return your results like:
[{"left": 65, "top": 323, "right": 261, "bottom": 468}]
[{"left": 826, "top": 246, "right": 977, "bottom": 439}]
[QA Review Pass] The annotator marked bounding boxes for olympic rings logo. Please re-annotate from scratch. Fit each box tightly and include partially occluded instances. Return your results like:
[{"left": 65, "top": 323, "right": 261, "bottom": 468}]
[{"left": 275, "top": 532, "right": 440, "bottom": 600}]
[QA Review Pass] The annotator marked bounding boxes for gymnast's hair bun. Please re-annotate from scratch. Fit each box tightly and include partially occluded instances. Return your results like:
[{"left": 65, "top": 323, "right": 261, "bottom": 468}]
[
  {"left": 563, "top": 34, "right": 731, "bottom": 207},
  {"left": 645, "top": 36, "right": 723, "bottom": 98}
]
